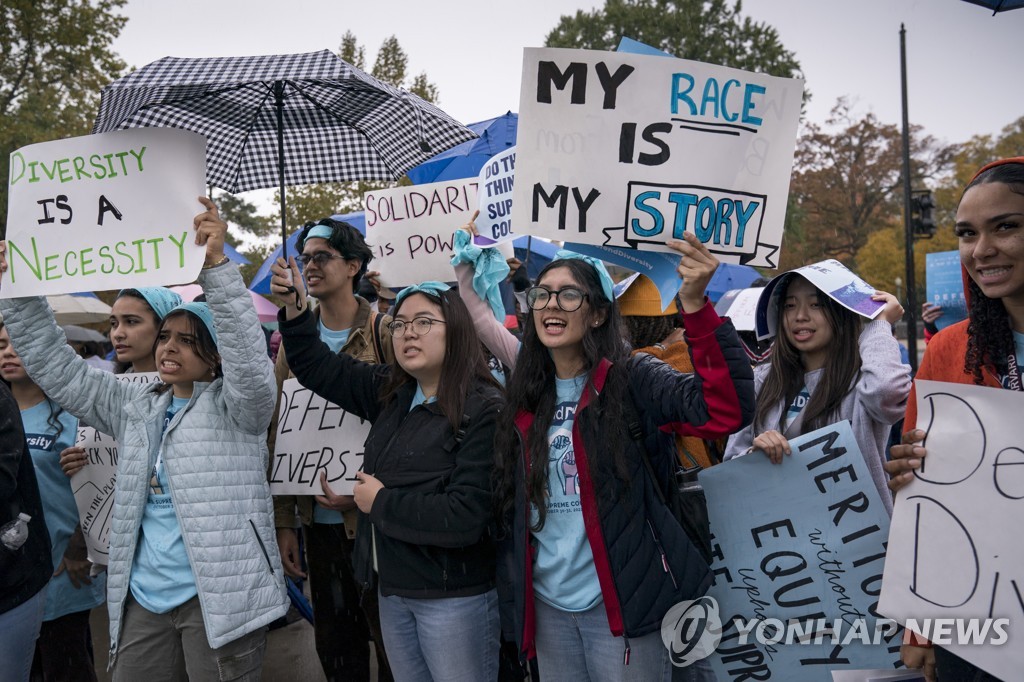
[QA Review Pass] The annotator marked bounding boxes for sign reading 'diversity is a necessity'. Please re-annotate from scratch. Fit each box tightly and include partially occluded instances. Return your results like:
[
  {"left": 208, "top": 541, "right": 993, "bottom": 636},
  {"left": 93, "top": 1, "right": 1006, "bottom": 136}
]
[{"left": 4, "top": 127, "right": 207, "bottom": 297}]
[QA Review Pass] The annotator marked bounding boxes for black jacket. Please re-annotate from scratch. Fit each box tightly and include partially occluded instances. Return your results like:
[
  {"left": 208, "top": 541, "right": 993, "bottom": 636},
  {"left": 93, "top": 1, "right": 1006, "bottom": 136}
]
[
  {"left": 500, "top": 306, "right": 755, "bottom": 656},
  {"left": 279, "top": 308, "right": 502, "bottom": 598},
  {"left": 0, "top": 381, "right": 52, "bottom": 615}
]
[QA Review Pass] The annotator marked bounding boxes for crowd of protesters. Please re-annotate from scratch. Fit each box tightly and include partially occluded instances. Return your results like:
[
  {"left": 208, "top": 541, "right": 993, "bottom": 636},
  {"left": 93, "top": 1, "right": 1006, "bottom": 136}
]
[{"left": 0, "top": 156, "right": 1021, "bottom": 682}]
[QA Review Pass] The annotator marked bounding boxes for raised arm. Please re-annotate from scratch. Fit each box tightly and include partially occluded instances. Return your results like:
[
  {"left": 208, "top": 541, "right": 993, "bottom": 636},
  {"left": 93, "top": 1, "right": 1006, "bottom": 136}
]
[
  {"left": 193, "top": 198, "right": 276, "bottom": 436},
  {"left": 854, "top": 295, "right": 912, "bottom": 425}
]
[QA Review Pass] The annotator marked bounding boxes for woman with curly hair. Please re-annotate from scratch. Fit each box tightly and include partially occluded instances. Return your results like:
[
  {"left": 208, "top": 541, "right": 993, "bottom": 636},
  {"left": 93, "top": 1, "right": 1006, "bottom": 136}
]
[{"left": 886, "top": 157, "right": 1024, "bottom": 682}]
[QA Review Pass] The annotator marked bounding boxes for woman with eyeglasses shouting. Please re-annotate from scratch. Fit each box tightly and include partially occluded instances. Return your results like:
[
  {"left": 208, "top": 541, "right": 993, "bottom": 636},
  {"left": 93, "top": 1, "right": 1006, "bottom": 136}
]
[
  {"left": 452, "top": 215, "right": 754, "bottom": 681},
  {"left": 271, "top": 257, "right": 505, "bottom": 682}
]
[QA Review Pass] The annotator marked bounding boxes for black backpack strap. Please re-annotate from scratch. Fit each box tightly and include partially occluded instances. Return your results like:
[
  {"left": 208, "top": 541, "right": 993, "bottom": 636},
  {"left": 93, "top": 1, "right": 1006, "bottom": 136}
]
[{"left": 443, "top": 413, "right": 471, "bottom": 452}]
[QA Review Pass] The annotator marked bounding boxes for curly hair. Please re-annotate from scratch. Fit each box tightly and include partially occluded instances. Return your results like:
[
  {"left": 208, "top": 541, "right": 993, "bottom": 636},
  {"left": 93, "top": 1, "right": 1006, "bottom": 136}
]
[
  {"left": 493, "top": 259, "right": 632, "bottom": 532},
  {"left": 960, "top": 161, "right": 1024, "bottom": 383}
]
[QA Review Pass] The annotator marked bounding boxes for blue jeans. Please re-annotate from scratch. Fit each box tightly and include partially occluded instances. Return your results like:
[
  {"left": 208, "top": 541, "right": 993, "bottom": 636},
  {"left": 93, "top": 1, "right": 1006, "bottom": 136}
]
[
  {"left": 377, "top": 588, "right": 499, "bottom": 681},
  {"left": 0, "top": 585, "right": 46, "bottom": 682},
  {"left": 534, "top": 598, "right": 671, "bottom": 682}
]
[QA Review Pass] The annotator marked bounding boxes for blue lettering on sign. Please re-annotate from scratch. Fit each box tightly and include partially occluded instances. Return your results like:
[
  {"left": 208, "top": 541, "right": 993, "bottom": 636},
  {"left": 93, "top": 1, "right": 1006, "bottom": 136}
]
[
  {"left": 631, "top": 190, "right": 759, "bottom": 248},
  {"left": 670, "top": 73, "right": 766, "bottom": 127}
]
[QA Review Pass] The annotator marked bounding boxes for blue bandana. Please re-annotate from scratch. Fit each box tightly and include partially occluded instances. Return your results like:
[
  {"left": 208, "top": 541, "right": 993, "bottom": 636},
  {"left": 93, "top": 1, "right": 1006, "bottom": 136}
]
[
  {"left": 450, "top": 229, "right": 510, "bottom": 321},
  {"left": 553, "top": 250, "right": 615, "bottom": 303},
  {"left": 395, "top": 281, "right": 451, "bottom": 308},
  {"left": 169, "top": 302, "right": 217, "bottom": 345},
  {"left": 120, "top": 287, "right": 182, "bottom": 321}
]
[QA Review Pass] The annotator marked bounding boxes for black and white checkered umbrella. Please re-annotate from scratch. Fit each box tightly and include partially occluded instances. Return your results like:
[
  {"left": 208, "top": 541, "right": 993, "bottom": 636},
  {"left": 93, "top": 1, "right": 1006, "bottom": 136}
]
[{"left": 93, "top": 49, "right": 476, "bottom": 250}]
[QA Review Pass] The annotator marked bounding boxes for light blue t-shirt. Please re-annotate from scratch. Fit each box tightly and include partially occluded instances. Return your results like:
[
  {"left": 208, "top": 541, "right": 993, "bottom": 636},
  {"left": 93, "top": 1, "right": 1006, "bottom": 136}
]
[
  {"left": 130, "top": 396, "right": 196, "bottom": 614},
  {"left": 22, "top": 401, "right": 106, "bottom": 621},
  {"left": 409, "top": 383, "right": 438, "bottom": 411},
  {"left": 532, "top": 375, "right": 602, "bottom": 612},
  {"left": 312, "top": 321, "right": 353, "bottom": 524},
  {"left": 784, "top": 386, "right": 810, "bottom": 432}
]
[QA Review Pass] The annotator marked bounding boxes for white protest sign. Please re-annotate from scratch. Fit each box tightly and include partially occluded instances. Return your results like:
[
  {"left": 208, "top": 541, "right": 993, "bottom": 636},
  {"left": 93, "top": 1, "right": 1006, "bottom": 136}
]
[
  {"left": 4, "top": 128, "right": 206, "bottom": 297},
  {"left": 70, "top": 371, "right": 160, "bottom": 564},
  {"left": 363, "top": 179, "right": 480, "bottom": 288},
  {"left": 755, "top": 260, "right": 885, "bottom": 340},
  {"left": 512, "top": 48, "right": 803, "bottom": 267},
  {"left": 475, "top": 146, "right": 517, "bottom": 246},
  {"left": 879, "top": 380, "right": 1024, "bottom": 682},
  {"left": 269, "top": 378, "right": 371, "bottom": 496},
  {"left": 714, "top": 287, "right": 762, "bottom": 332}
]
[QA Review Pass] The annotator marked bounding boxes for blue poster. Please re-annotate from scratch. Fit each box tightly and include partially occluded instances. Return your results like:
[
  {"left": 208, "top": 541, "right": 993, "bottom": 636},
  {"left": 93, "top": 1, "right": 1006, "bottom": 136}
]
[
  {"left": 564, "top": 241, "right": 682, "bottom": 311},
  {"left": 698, "top": 422, "right": 903, "bottom": 680},
  {"left": 925, "top": 251, "right": 967, "bottom": 331}
]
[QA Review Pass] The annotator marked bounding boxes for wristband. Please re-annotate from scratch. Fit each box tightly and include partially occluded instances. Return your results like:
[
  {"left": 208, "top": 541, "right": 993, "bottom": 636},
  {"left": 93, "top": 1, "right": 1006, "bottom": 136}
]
[{"left": 203, "top": 254, "right": 230, "bottom": 269}]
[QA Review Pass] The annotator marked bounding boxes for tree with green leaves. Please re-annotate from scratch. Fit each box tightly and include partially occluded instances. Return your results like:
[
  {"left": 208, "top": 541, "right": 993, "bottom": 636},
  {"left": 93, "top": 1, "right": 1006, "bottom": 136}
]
[
  {"left": 277, "top": 33, "right": 441, "bottom": 228},
  {"left": 0, "top": 0, "right": 127, "bottom": 233},
  {"left": 545, "top": 0, "right": 804, "bottom": 83}
]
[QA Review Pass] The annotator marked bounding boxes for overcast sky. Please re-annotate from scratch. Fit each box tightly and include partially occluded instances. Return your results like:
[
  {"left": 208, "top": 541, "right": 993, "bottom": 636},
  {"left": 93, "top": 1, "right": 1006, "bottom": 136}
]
[{"left": 109, "top": 0, "right": 1023, "bottom": 218}]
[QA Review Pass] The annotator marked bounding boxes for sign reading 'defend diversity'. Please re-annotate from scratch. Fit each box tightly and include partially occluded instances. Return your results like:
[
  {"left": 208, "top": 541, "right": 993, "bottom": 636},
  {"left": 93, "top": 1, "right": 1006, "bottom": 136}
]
[
  {"left": 268, "top": 378, "right": 371, "bottom": 497},
  {"left": 512, "top": 48, "right": 803, "bottom": 268},
  {"left": 71, "top": 371, "right": 161, "bottom": 564},
  {"left": 4, "top": 128, "right": 206, "bottom": 298},
  {"left": 879, "top": 381, "right": 1024, "bottom": 682},
  {"left": 700, "top": 421, "right": 902, "bottom": 681},
  {"left": 924, "top": 251, "right": 967, "bottom": 331}
]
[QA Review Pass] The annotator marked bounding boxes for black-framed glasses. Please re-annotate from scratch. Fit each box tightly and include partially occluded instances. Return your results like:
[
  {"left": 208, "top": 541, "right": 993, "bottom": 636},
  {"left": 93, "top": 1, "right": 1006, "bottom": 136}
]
[
  {"left": 296, "top": 251, "right": 348, "bottom": 268},
  {"left": 387, "top": 317, "right": 446, "bottom": 338},
  {"left": 526, "top": 286, "right": 588, "bottom": 312}
]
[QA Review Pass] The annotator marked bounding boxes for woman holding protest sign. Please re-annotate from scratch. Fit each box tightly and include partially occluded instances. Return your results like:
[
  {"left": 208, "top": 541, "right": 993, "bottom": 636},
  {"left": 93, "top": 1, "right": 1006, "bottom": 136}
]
[
  {"left": 454, "top": 215, "right": 754, "bottom": 680},
  {"left": 722, "top": 263, "right": 910, "bottom": 513},
  {"left": 886, "top": 157, "right": 1024, "bottom": 682},
  {"left": 0, "top": 197, "right": 287, "bottom": 681},
  {"left": 58, "top": 286, "right": 182, "bottom": 480},
  {"left": 271, "top": 257, "right": 504, "bottom": 681},
  {"left": 0, "top": 322, "right": 105, "bottom": 681}
]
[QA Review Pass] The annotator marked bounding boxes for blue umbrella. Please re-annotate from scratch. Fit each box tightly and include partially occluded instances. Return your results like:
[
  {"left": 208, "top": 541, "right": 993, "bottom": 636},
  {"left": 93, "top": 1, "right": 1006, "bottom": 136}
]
[
  {"left": 512, "top": 235, "right": 559, "bottom": 281},
  {"left": 248, "top": 211, "right": 366, "bottom": 294},
  {"left": 705, "top": 263, "right": 763, "bottom": 303},
  {"left": 224, "top": 242, "right": 250, "bottom": 265},
  {"left": 406, "top": 112, "right": 517, "bottom": 185},
  {"left": 962, "top": 0, "right": 1024, "bottom": 12}
]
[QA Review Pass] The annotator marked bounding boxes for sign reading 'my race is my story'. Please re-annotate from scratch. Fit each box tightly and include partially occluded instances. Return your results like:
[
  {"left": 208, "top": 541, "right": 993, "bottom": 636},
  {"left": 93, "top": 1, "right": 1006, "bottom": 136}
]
[
  {"left": 512, "top": 48, "right": 803, "bottom": 268},
  {"left": 4, "top": 128, "right": 206, "bottom": 297}
]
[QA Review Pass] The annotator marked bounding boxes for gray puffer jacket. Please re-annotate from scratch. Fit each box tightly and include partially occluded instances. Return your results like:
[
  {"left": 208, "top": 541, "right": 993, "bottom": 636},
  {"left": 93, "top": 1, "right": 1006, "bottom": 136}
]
[{"left": 0, "top": 263, "right": 288, "bottom": 657}]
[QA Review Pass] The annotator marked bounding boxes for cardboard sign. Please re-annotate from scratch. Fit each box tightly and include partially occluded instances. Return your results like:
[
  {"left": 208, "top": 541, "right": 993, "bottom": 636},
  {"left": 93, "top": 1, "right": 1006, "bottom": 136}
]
[
  {"left": 268, "top": 378, "right": 371, "bottom": 496},
  {"left": 4, "top": 128, "right": 206, "bottom": 297},
  {"left": 702, "top": 421, "right": 901, "bottom": 680},
  {"left": 879, "top": 380, "right": 1024, "bottom": 682},
  {"left": 714, "top": 287, "right": 763, "bottom": 332},
  {"left": 512, "top": 47, "right": 803, "bottom": 267},
  {"left": 476, "top": 146, "right": 518, "bottom": 247},
  {"left": 924, "top": 251, "right": 967, "bottom": 331},
  {"left": 70, "top": 371, "right": 160, "bottom": 564},
  {"left": 755, "top": 260, "right": 885, "bottom": 340}
]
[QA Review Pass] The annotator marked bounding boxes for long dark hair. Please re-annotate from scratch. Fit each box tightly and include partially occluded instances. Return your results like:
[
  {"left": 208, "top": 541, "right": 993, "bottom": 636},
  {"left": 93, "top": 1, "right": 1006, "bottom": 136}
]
[
  {"left": 112, "top": 289, "right": 161, "bottom": 374},
  {"left": 494, "top": 259, "right": 632, "bottom": 532},
  {"left": 960, "top": 161, "right": 1024, "bottom": 383},
  {"left": 0, "top": 321, "right": 65, "bottom": 443},
  {"left": 152, "top": 310, "right": 222, "bottom": 394},
  {"left": 380, "top": 289, "right": 500, "bottom": 431},
  {"left": 754, "top": 275, "right": 863, "bottom": 434}
]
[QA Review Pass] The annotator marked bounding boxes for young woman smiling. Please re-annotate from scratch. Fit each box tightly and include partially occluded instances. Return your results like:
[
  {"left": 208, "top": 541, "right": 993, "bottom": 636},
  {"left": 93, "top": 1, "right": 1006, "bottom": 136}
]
[
  {"left": 454, "top": 219, "right": 754, "bottom": 680},
  {"left": 0, "top": 197, "right": 287, "bottom": 680},
  {"left": 723, "top": 266, "right": 910, "bottom": 514}
]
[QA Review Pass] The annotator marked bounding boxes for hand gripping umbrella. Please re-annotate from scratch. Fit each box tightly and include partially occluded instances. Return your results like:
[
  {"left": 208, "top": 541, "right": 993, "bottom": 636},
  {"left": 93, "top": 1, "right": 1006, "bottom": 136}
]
[{"left": 93, "top": 49, "right": 476, "bottom": 257}]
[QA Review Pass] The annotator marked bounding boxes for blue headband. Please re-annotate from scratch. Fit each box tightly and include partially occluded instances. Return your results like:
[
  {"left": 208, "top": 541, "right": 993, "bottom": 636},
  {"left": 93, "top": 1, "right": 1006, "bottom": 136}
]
[
  {"left": 119, "top": 287, "right": 182, "bottom": 321},
  {"left": 553, "top": 250, "right": 615, "bottom": 303},
  {"left": 297, "top": 224, "right": 336, "bottom": 252},
  {"left": 394, "top": 281, "right": 451, "bottom": 308},
  {"left": 168, "top": 302, "right": 217, "bottom": 345}
]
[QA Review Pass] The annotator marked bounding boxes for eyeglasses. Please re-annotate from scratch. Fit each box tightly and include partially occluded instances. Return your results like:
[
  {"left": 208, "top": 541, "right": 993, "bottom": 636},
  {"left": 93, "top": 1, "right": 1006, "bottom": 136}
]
[
  {"left": 296, "top": 252, "right": 348, "bottom": 268},
  {"left": 387, "top": 317, "right": 446, "bottom": 338},
  {"left": 525, "top": 286, "right": 588, "bottom": 312}
]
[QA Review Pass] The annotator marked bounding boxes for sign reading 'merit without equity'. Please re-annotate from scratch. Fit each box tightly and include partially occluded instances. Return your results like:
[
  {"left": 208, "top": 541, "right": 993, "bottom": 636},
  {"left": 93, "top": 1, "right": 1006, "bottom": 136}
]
[{"left": 4, "top": 127, "right": 206, "bottom": 297}]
